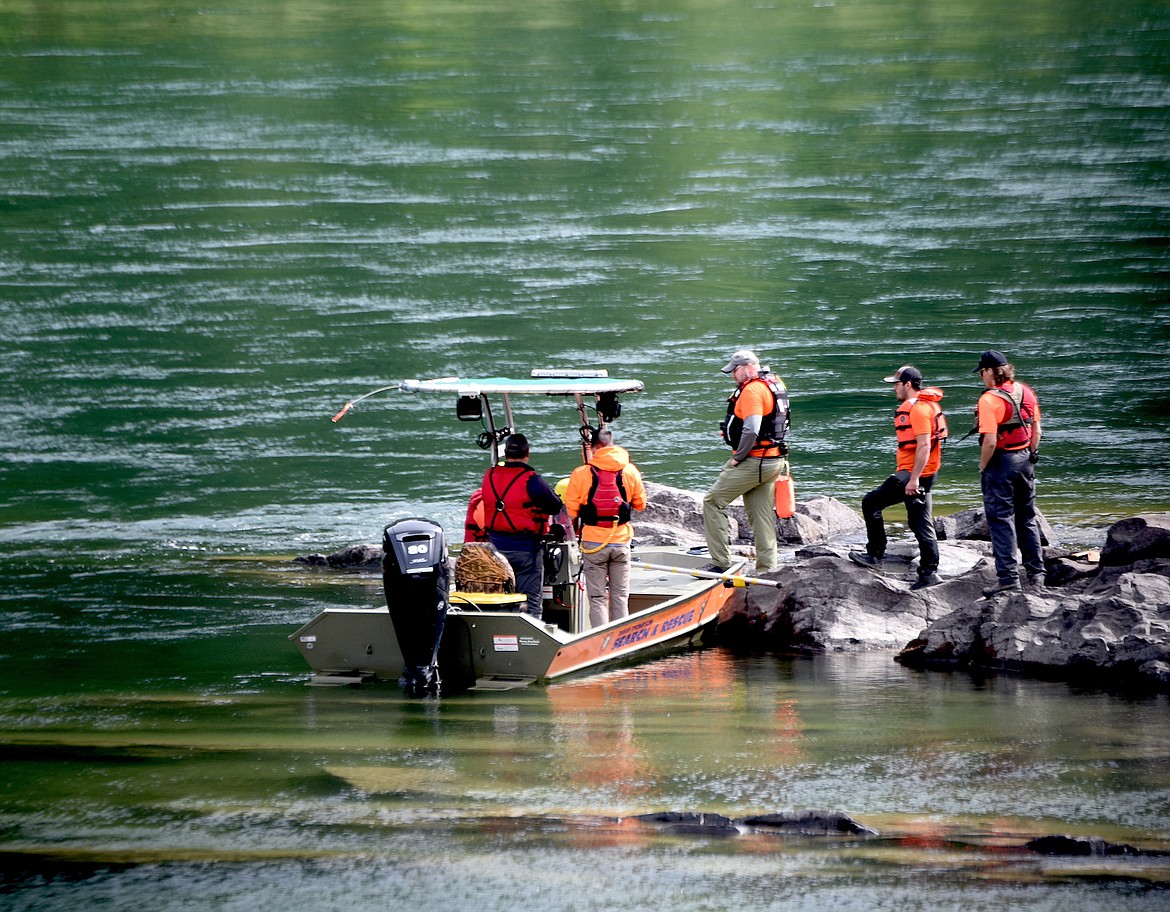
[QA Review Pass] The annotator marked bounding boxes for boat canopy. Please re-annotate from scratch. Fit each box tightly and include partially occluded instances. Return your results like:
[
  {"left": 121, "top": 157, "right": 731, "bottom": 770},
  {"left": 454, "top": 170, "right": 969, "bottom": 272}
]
[
  {"left": 398, "top": 372, "right": 644, "bottom": 397},
  {"left": 378, "top": 369, "right": 643, "bottom": 464}
]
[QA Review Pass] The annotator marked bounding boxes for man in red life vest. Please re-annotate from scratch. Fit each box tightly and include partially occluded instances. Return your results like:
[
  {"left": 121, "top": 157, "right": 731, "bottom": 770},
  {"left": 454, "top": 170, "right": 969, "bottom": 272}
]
[
  {"left": 849, "top": 365, "right": 945, "bottom": 590},
  {"left": 564, "top": 428, "right": 647, "bottom": 628},
  {"left": 974, "top": 349, "right": 1045, "bottom": 596},
  {"left": 481, "top": 433, "right": 563, "bottom": 619},
  {"left": 703, "top": 349, "right": 790, "bottom": 573}
]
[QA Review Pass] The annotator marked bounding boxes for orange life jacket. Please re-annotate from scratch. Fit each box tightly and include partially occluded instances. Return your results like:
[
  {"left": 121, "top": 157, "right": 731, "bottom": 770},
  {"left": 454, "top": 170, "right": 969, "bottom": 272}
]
[{"left": 895, "top": 388, "right": 948, "bottom": 452}]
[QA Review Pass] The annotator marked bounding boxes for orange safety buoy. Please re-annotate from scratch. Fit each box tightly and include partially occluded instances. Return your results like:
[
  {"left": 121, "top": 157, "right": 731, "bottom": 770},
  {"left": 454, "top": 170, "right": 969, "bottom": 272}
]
[{"left": 774, "top": 473, "right": 796, "bottom": 519}]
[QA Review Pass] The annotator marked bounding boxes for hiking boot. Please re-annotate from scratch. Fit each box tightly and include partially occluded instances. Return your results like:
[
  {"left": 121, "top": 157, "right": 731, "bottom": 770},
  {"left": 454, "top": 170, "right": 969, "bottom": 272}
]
[
  {"left": 699, "top": 563, "right": 729, "bottom": 574},
  {"left": 910, "top": 572, "right": 942, "bottom": 591},
  {"left": 849, "top": 552, "right": 881, "bottom": 569},
  {"left": 982, "top": 579, "right": 1021, "bottom": 598},
  {"left": 1026, "top": 572, "right": 1048, "bottom": 591}
]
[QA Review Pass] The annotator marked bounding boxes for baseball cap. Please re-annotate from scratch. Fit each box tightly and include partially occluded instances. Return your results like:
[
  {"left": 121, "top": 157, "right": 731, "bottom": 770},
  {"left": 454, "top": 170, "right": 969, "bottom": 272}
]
[
  {"left": 883, "top": 365, "right": 923, "bottom": 385},
  {"left": 721, "top": 349, "right": 760, "bottom": 374},
  {"left": 972, "top": 350, "right": 1009, "bottom": 373},
  {"left": 503, "top": 433, "right": 529, "bottom": 459}
]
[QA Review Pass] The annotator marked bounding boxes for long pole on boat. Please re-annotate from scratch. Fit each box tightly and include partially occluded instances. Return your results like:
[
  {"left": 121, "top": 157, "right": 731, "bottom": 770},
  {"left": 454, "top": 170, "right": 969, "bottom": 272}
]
[
  {"left": 633, "top": 561, "right": 781, "bottom": 589},
  {"left": 331, "top": 385, "right": 398, "bottom": 423}
]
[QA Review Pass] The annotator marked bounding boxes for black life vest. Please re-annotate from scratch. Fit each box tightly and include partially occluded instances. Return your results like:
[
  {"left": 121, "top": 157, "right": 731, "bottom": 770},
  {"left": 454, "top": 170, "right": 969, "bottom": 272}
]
[
  {"left": 721, "top": 376, "right": 790, "bottom": 452},
  {"left": 482, "top": 464, "right": 544, "bottom": 535},
  {"left": 577, "top": 466, "right": 631, "bottom": 528}
]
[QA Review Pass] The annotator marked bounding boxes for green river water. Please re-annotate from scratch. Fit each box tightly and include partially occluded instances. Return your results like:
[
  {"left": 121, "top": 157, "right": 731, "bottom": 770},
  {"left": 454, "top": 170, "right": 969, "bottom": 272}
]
[{"left": 2, "top": 0, "right": 1169, "bottom": 908}]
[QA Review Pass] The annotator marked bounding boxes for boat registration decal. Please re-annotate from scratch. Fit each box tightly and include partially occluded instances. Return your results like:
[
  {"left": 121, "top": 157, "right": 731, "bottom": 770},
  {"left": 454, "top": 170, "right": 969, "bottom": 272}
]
[{"left": 493, "top": 635, "right": 519, "bottom": 652}]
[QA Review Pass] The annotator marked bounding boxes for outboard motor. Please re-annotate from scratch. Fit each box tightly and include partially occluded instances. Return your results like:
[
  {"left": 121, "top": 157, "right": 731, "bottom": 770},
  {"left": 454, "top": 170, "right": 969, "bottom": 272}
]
[{"left": 382, "top": 518, "right": 450, "bottom": 697}]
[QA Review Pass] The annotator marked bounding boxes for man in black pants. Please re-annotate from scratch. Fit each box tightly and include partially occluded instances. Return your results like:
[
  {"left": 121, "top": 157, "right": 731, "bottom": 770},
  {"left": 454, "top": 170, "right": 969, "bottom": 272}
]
[{"left": 849, "top": 366, "right": 944, "bottom": 590}]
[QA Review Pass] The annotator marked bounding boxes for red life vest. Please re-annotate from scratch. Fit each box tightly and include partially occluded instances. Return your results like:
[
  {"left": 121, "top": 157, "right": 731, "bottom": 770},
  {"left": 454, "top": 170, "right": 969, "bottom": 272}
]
[
  {"left": 983, "top": 383, "right": 1036, "bottom": 451},
  {"left": 482, "top": 464, "right": 545, "bottom": 535},
  {"left": 576, "top": 466, "right": 631, "bottom": 528}
]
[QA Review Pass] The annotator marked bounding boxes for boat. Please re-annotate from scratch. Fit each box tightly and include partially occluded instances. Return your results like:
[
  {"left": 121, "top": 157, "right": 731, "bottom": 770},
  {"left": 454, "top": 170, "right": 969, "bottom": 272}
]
[{"left": 290, "top": 370, "right": 750, "bottom": 694}]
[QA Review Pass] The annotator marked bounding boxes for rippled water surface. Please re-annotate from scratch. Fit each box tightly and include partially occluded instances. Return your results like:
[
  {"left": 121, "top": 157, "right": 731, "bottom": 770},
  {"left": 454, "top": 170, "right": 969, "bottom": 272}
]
[{"left": 2, "top": 0, "right": 1169, "bottom": 907}]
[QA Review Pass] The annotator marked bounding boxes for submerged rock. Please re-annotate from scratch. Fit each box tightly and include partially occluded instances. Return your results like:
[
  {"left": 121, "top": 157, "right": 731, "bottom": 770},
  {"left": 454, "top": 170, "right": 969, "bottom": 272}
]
[
  {"left": 737, "top": 811, "right": 878, "bottom": 837},
  {"left": 630, "top": 810, "right": 878, "bottom": 838},
  {"left": 1025, "top": 835, "right": 1150, "bottom": 857},
  {"left": 631, "top": 811, "right": 737, "bottom": 836},
  {"left": 295, "top": 543, "right": 381, "bottom": 569}
]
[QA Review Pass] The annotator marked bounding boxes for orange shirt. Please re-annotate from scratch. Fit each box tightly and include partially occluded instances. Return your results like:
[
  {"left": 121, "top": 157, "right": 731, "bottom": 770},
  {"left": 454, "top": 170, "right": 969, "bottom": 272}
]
[{"left": 735, "top": 380, "right": 781, "bottom": 457}]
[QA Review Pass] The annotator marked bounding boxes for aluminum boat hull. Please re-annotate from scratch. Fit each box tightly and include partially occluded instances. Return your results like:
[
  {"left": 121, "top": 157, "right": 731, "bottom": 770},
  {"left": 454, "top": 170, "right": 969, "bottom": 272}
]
[{"left": 291, "top": 549, "right": 743, "bottom": 691}]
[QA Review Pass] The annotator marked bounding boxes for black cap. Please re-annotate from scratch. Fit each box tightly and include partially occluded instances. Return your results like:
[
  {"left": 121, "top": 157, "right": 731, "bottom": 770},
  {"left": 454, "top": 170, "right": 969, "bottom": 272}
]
[
  {"left": 883, "top": 365, "right": 922, "bottom": 385},
  {"left": 972, "top": 350, "right": 1009, "bottom": 373},
  {"left": 503, "top": 433, "right": 529, "bottom": 459}
]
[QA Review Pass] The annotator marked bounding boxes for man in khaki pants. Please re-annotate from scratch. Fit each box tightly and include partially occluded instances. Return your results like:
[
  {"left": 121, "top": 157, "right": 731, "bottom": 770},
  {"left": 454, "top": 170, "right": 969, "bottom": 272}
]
[
  {"left": 564, "top": 429, "right": 647, "bottom": 628},
  {"left": 703, "top": 350, "right": 790, "bottom": 573}
]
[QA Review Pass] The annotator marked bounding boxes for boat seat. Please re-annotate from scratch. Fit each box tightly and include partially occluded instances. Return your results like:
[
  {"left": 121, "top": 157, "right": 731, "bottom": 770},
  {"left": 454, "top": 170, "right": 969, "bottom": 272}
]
[{"left": 449, "top": 591, "right": 527, "bottom": 611}]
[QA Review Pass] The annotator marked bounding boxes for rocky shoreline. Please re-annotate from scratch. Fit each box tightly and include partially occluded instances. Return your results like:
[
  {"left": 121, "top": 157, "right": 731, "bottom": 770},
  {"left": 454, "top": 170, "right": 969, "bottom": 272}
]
[
  {"left": 634, "top": 482, "right": 1170, "bottom": 692},
  {"left": 299, "top": 481, "right": 1170, "bottom": 692}
]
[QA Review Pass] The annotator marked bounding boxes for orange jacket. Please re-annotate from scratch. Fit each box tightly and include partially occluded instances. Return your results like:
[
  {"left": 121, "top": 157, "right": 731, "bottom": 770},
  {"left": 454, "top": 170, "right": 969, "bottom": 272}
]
[{"left": 564, "top": 446, "right": 646, "bottom": 546}]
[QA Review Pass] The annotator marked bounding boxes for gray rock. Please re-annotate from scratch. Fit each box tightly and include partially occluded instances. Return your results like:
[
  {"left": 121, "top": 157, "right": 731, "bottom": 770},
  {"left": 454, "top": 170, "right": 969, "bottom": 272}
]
[
  {"left": 296, "top": 496, "right": 1170, "bottom": 692},
  {"left": 633, "top": 482, "right": 862, "bottom": 550},
  {"left": 718, "top": 543, "right": 986, "bottom": 652},
  {"left": 936, "top": 504, "right": 1058, "bottom": 547},
  {"left": 778, "top": 495, "right": 865, "bottom": 544},
  {"left": 896, "top": 539, "right": 1170, "bottom": 688}
]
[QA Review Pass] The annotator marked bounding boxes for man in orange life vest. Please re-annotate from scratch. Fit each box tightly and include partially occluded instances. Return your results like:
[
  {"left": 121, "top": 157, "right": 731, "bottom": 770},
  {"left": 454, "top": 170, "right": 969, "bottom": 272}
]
[
  {"left": 849, "top": 365, "right": 944, "bottom": 590},
  {"left": 481, "top": 433, "right": 563, "bottom": 619},
  {"left": 564, "top": 428, "right": 647, "bottom": 628},
  {"left": 974, "top": 349, "right": 1044, "bottom": 597},
  {"left": 703, "top": 349, "right": 790, "bottom": 573}
]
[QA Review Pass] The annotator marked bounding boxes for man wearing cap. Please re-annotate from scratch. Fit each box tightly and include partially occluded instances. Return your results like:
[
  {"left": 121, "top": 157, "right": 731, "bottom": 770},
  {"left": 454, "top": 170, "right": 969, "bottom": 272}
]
[
  {"left": 564, "top": 428, "right": 647, "bottom": 628},
  {"left": 703, "top": 350, "right": 790, "bottom": 573},
  {"left": 849, "top": 365, "right": 944, "bottom": 590},
  {"left": 481, "top": 433, "right": 564, "bottom": 618},
  {"left": 973, "top": 350, "right": 1044, "bottom": 596}
]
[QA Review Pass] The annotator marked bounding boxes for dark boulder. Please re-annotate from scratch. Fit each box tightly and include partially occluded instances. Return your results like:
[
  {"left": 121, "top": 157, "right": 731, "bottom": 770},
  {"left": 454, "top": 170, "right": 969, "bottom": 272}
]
[{"left": 1099, "top": 513, "right": 1170, "bottom": 566}]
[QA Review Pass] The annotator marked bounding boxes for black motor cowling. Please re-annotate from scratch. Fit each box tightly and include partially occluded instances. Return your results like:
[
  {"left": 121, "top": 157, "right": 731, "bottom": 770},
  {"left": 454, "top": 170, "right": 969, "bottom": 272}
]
[{"left": 382, "top": 518, "right": 449, "bottom": 697}]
